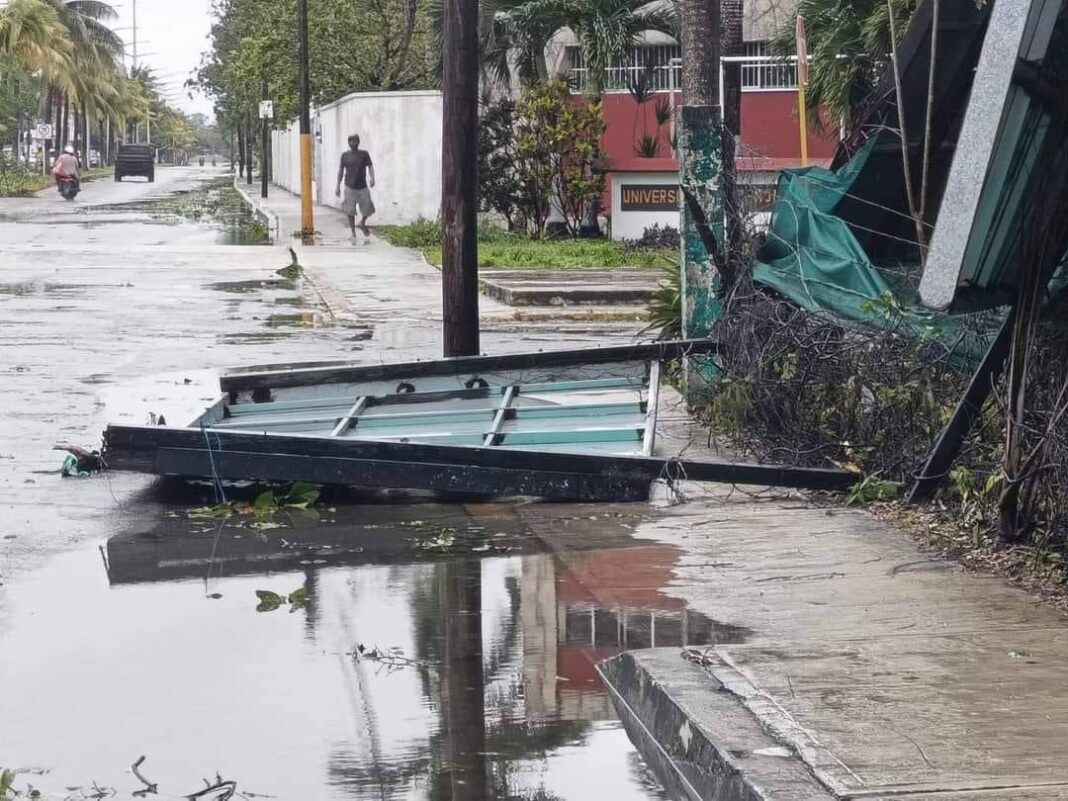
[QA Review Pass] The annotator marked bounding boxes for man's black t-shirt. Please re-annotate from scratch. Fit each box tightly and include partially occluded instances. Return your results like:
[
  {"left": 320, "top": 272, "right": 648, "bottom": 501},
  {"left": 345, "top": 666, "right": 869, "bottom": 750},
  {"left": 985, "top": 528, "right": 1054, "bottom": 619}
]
[{"left": 341, "top": 149, "right": 373, "bottom": 190}]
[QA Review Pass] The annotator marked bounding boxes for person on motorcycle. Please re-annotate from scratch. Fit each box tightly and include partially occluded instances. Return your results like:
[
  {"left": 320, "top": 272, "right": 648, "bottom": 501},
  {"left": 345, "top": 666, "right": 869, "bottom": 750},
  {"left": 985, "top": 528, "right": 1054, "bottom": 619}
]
[{"left": 52, "top": 145, "right": 80, "bottom": 192}]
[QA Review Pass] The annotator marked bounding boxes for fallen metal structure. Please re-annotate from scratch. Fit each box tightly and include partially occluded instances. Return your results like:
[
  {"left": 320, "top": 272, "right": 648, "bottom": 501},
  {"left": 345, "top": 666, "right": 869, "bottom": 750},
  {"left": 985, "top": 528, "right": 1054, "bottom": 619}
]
[{"left": 103, "top": 340, "right": 856, "bottom": 502}]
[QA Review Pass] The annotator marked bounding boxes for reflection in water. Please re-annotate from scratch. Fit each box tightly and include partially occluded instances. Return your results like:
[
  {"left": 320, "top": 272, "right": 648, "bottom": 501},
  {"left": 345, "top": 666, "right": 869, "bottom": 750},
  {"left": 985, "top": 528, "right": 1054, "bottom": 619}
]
[
  {"left": 0, "top": 504, "right": 742, "bottom": 800},
  {"left": 437, "top": 560, "right": 488, "bottom": 800}
]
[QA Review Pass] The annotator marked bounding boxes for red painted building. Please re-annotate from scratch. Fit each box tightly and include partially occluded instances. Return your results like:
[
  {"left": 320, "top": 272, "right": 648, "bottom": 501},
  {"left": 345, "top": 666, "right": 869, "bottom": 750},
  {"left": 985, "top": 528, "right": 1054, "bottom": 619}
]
[{"left": 555, "top": 33, "right": 840, "bottom": 237}]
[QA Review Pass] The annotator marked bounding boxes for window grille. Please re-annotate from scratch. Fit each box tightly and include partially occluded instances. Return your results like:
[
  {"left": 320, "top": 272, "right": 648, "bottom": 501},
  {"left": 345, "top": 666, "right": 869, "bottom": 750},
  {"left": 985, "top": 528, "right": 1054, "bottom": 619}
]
[
  {"left": 740, "top": 41, "right": 798, "bottom": 90},
  {"left": 566, "top": 44, "right": 682, "bottom": 93}
]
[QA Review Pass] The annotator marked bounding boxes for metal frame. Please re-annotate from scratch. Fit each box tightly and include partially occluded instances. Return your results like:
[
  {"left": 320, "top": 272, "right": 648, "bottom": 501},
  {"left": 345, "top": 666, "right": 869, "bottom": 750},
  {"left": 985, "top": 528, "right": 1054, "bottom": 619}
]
[
  {"left": 102, "top": 340, "right": 858, "bottom": 502},
  {"left": 104, "top": 425, "right": 857, "bottom": 502}
]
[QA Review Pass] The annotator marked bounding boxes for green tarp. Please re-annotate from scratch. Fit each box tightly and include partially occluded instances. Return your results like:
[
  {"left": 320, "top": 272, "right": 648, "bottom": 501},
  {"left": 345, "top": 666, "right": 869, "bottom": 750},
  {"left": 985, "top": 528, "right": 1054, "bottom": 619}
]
[
  {"left": 755, "top": 136, "right": 903, "bottom": 320},
  {"left": 750, "top": 135, "right": 1001, "bottom": 359}
]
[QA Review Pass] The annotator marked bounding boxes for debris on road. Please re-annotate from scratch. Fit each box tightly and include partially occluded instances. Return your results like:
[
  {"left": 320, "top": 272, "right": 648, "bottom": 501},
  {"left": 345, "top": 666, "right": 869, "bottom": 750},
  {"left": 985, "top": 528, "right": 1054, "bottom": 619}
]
[{"left": 102, "top": 341, "right": 858, "bottom": 502}]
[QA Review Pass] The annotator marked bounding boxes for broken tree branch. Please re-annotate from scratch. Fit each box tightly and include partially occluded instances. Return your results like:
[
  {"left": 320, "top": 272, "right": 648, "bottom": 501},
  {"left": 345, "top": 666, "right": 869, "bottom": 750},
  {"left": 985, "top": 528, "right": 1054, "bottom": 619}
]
[{"left": 131, "top": 755, "right": 158, "bottom": 797}]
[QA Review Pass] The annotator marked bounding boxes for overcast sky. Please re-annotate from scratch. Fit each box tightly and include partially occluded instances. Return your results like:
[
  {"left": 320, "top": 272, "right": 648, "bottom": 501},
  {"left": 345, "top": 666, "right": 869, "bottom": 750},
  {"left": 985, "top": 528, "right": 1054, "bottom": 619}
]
[{"left": 111, "top": 0, "right": 216, "bottom": 118}]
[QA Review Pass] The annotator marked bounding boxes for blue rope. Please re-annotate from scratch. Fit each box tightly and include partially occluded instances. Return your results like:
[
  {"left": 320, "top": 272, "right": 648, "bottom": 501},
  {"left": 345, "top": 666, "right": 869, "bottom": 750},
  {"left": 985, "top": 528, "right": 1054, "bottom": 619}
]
[{"left": 200, "top": 423, "right": 228, "bottom": 505}]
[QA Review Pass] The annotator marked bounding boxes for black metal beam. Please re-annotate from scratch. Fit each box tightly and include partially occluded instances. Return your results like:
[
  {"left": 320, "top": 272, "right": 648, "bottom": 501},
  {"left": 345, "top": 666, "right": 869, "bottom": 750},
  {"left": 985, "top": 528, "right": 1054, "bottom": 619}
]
[
  {"left": 219, "top": 340, "right": 721, "bottom": 394},
  {"left": 907, "top": 312, "right": 1014, "bottom": 503},
  {"left": 103, "top": 424, "right": 857, "bottom": 501}
]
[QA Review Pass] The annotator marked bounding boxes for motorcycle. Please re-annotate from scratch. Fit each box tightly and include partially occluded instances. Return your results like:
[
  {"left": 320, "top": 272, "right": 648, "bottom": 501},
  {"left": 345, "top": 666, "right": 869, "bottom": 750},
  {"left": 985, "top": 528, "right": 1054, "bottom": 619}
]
[{"left": 57, "top": 174, "right": 79, "bottom": 201}]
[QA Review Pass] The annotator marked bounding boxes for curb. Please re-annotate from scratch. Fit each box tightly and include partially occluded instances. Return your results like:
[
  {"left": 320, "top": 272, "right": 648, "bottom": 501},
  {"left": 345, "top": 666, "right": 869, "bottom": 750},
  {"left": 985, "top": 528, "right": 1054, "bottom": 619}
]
[
  {"left": 597, "top": 649, "right": 835, "bottom": 801},
  {"left": 232, "top": 178, "right": 283, "bottom": 245},
  {"left": 230, "top": 179, "right": 354, "bottom": 322}
]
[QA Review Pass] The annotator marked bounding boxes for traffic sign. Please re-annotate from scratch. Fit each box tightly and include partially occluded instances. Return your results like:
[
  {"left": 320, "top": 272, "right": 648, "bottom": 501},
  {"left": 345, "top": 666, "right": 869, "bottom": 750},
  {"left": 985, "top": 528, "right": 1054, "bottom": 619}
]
[
  {"left": 259, "top": 101, "right": 274, "bottom": 120},
  {"left": 34, "top": 124, "right": 53, "bottom": 140}
]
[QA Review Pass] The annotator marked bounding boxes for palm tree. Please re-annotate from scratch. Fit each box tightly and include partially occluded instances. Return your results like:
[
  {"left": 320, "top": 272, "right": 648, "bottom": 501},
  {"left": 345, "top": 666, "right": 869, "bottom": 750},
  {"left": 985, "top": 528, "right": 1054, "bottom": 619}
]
[
  {"left": 504, "top": 0, "right": 678, "bottom": 96},
  {"left": 771, "top": 0, "right": 918, "bottom": 130},
  {"left": 0, "top": 0, "right": 74, "bottom": 83},
  {"left": 431, "top": 0, "right": 679, "bottom": 96},
  {"left": 42, "top": 0, "right": 123, "bottom": 149}
]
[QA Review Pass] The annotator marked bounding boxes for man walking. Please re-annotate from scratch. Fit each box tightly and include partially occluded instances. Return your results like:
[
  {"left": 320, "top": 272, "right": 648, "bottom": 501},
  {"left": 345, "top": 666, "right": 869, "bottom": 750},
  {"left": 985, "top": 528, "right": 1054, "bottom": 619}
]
[{"left": 336, "top": 134, "right": 376, "bottom": 237}]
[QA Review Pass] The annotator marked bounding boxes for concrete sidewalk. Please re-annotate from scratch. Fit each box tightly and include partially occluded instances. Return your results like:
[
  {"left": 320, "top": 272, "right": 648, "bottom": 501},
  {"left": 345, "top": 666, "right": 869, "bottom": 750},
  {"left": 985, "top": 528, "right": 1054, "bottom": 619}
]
[
  {"left": 232, "top": 182, "right": 1068, "bottom": 801},
  {"left": 599, "top": 496, "right": 1068, "bottom": 799},
  {"left": 236, "top": 182, "right": 644, "bottom": 355}
]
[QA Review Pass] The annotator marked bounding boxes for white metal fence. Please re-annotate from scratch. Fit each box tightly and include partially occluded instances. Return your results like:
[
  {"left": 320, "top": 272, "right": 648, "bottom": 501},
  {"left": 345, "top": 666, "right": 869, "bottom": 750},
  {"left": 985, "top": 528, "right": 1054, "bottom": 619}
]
[
  {"left": 566, "top": 41, "right": 798, "bottom": 94},
  {"left": 739, "top": 42, "right": 798, "bottom": 90},
  {"left": 566, "top": 44, "right": 681, "bottom": 93}
]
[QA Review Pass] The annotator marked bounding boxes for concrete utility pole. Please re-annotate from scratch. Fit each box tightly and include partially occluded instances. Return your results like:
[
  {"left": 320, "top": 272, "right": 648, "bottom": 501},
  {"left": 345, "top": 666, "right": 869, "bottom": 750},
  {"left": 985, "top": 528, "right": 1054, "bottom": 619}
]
[
  {"left": 678, "top": 0, "right": 725, "bottom": 339},
  {"left": 297, "top": 0, "right": 315, "bottom": 237},
  {"left": 440, "top": 0, "right": 480, "bottom": 357}
]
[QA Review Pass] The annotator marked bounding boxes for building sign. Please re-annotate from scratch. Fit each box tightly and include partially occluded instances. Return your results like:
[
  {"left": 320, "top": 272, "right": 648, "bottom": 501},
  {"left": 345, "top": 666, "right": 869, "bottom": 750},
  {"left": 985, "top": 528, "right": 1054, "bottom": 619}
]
[{"left": 620, "top": 184, "right": 680, "bottom": 212}]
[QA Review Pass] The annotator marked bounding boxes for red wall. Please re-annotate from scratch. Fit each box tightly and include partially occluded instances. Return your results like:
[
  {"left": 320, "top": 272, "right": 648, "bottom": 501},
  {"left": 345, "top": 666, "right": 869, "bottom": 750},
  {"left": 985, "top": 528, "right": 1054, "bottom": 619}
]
[
  {"left": 598, "top": 90, "right": 839, "bottom": 171},
  {"left": 601, "top": 93, "right": 677, "bottom": 172},
  {"left": 740, "top": 92, "right": 838, "bottom": 161}
]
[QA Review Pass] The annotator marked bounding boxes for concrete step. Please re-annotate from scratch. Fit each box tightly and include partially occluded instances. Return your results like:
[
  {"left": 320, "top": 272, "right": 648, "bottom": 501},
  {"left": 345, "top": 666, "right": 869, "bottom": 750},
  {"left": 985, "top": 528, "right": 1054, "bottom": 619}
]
[{"left": 479, "top": 268, "right": 660, "bottom": 307}]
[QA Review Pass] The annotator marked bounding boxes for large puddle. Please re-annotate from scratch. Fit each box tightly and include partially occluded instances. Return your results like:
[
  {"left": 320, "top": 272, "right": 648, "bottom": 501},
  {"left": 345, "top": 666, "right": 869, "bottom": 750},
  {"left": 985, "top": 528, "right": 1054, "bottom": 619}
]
[
  {"left": 82, "top": 177, "right": 271, "bottom": 246},
  {"left": 0, "top": 499, "right": 742, "bottom": 800}
]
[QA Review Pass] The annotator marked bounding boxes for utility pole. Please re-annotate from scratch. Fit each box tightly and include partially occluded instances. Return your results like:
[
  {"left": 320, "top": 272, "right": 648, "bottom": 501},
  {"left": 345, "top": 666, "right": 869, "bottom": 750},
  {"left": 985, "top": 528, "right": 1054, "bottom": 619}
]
[
  {"left": 261, "top": 84, "right": 270, "bottom": 199},
  {"left": 440, "top": 0, "right": 480, "bottom": 357},
  {"left": 297, "top": 0, "right": 315, "bottom": 237},
  {"left": 132, "top": 0, "right": 138, "bottom": 70}
]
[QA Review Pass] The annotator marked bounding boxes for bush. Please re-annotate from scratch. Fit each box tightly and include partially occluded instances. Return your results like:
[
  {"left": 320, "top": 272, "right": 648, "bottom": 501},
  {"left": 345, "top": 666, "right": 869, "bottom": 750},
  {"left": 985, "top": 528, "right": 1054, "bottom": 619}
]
[
  {"left": 626, "top": 224, "right": 681, "bottom": 251},
  {"left": 376, "top": 218, "right": 441, "bottom": 249},
  {"left": 511, "top": 81, "right": 605, "bottom": 237},
  {"left": 0, "top": 156, "right": 34, "bottom": 197},
  {"left": 479, "top": 98, "right": 521, "bottom": 230},
  {"left": 700, "top": 282, "right": 982, "bottom": 481}
]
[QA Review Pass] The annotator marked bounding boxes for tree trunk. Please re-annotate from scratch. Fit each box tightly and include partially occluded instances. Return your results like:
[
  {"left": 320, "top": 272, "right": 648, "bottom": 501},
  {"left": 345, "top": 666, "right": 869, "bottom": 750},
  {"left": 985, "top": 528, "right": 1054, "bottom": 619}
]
[
  {"left": 61, "top": 95, "right": 70, "bottom": 149},
  {"left": 886, "top": 0, "right": 926, "bottom": 254},
  {"left": 720, "top": 0, "right": 743, "bottom": 134},
  {"left": 237, "top": 122, "right": 246, "bottom": 178},
  {"left": 720, "top": 0, "right": 744, "bottom": 281},
  {"left": 678, "top": 0, "right": 728, "bottom": 338},
  {"left": 680, "top": 0, "right": 719, "bottom": 106}
]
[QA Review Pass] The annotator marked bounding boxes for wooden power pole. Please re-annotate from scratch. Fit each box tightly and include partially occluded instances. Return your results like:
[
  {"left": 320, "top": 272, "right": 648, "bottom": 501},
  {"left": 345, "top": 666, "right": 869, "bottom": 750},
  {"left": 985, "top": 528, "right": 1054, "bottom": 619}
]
[{"left": 440, "top": 0, "right": 480, "bottom": 358}]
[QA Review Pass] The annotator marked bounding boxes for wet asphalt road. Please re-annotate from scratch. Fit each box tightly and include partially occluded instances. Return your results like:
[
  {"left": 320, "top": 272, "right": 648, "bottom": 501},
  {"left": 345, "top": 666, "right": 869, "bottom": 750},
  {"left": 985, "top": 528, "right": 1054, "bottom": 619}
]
[
  {"left": 0, "top": 167, "right": 375, "bottom": 585},
  {"left": 0, "top": 168, "right": 688, "bottom": 800}
]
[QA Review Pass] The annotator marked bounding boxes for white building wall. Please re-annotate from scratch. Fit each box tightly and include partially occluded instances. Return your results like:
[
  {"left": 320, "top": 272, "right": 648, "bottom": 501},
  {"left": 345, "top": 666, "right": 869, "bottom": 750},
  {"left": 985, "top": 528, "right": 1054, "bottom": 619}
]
[
  {"left": 609, "top": 171, "right": 681, "bottom": 240},
  {"left": 272, "top": 91, "right": 443, "bottom": 225},
  {"left": 270, "top": 119, "right": 302, "bottom": 195}
]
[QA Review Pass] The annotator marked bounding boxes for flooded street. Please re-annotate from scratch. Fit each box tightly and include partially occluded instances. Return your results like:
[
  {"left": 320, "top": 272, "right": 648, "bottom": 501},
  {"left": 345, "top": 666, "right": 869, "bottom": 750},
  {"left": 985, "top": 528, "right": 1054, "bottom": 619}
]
[
  {"left": 0, "top": 498, "right": 740, "bottom": 799},
  {"left": 0, "top": 169, "right": 703, "bottom": 799}
]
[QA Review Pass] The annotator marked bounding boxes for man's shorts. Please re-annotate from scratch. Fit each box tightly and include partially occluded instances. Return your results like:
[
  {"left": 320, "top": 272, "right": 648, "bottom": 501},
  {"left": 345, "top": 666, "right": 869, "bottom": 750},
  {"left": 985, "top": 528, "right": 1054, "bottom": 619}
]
[{"left": 342, "top": 187, "right": 375, "bottom": 218}]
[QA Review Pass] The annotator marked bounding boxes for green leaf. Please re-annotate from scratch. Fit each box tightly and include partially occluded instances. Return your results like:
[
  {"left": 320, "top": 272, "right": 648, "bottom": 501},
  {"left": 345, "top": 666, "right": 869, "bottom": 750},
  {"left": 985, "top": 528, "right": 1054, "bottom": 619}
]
[
  {"left": 0, "top": 769, "right": 15, "bottom": 798},
  {"left": 288, "top": 586, "right": 310, "bottom": 610},
  {"left": 189, "top": 503, "right": 234, "bottom": 520},
  {"left": 283, "top": 482, "right": 321, "bottom": 510},
  {"left": 255, "top": 590, "right": 284, "bottom": 612},
  {"left": 253, "top": 490, "right": 278, "bottom": 511}
]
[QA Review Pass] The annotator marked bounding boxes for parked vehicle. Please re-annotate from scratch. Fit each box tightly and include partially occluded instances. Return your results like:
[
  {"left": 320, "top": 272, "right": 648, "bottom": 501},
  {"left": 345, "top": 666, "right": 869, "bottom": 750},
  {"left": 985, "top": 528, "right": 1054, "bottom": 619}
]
[
  {"left": 57, "top": 174, "right": 79, "bottom": 201},
  {"left": 114, "top": 143, "right": 155, "bottom": 182}
]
